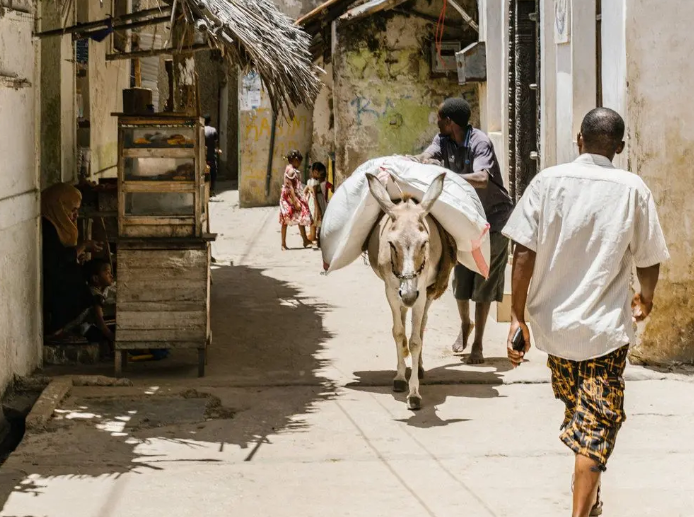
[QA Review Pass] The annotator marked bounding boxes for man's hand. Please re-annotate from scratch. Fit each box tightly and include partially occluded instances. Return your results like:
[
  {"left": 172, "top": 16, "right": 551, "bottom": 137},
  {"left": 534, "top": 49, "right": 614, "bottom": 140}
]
[
  {"left": 507, "top": 318, "right": 531, "bottom": 367},
  {"left": 632, "top": 293, "right": 653, "bottom": 322}
]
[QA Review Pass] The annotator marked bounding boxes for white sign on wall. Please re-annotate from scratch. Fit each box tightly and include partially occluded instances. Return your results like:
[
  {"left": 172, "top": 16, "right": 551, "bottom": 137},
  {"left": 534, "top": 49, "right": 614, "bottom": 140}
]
[
  {"left": 554, "top": 0, "right": 571, "bottom": 44},
  {"left": 241, "top": 71, "right": 262, "bottom": 111}
]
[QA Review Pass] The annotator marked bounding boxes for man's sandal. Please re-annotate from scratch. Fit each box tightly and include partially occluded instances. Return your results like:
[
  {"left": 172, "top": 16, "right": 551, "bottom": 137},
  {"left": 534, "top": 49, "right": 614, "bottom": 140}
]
[
  {"left": 571, "top": 476, "right": 603, "bottom": 516},
  {"left": 590, "top": 486, "right": 603, "bottom": 516}
]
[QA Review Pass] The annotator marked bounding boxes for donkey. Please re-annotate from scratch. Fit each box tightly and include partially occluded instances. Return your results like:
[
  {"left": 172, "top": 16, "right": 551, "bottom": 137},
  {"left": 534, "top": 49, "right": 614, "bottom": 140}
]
[{"left": 365, "top": 172, "right": 457, "bottom": 410}]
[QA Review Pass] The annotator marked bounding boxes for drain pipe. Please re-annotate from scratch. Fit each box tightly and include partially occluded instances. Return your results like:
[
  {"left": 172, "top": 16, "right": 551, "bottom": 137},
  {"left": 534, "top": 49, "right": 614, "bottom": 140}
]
[{"left": 265, "top": 110, "right": 278, "bottom": 198}]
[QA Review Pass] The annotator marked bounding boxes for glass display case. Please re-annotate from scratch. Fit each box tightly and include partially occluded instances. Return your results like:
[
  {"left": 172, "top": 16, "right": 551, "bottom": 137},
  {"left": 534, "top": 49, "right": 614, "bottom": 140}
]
[{"left": 117, "top": 115, "right": 208, "bottom": 238}]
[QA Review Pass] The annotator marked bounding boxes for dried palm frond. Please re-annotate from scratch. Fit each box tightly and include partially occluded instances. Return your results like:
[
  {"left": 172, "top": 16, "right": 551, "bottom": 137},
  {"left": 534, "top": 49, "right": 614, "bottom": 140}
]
[{"left": 178, "top": 0, "right": 322, "bottom": 119}]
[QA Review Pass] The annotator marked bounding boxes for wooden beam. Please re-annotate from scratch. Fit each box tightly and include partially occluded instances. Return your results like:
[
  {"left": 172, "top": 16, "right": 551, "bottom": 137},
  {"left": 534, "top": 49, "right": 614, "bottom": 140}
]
[
  {"left": 106, "top": 43, "right": 210, "bottom": 61},
  {"left": 339, "top": 0, "right": 409, "bottom": 22},
  {"left": 296, "top": 0, "right": 352, "bottom": 26},
  {"left": 73, "top": 15, "right": 171, "bottom": 41},
  {"left": 447, "top": 0, "right": 479, "bottom": 33},
  {"left": 35, "top": 6, "right": 171, "bottom": 38}
]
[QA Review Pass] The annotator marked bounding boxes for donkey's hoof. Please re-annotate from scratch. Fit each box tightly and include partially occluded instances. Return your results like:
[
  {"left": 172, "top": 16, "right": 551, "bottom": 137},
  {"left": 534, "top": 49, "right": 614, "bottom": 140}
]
[
  {"left": 407, "top": 396, "right": 422, "bottom": 411},
  {"left": 418, "top": 367, "right": 425, "bottom": 380},
  {"left": 393, "top": 379, "right": 408, "bottom": 393}
]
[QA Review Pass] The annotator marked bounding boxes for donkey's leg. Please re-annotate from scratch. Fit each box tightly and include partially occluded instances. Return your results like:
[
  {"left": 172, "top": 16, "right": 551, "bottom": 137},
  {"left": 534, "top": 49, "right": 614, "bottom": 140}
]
[
  {"left": 386, "top": 287, "right": 408, "bottom": 392},
  {"left": 407, "top": 296, "right": 429, "bottom": 410},
  {"left": 417, "top": 298, "right": 432, "bottom": 380}
]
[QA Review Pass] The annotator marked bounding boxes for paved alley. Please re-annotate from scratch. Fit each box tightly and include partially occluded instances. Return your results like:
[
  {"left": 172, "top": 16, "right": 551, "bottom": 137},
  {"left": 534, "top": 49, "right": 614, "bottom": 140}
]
[{"left": 1, "top": 185, "right": 693, "bottom": 517}]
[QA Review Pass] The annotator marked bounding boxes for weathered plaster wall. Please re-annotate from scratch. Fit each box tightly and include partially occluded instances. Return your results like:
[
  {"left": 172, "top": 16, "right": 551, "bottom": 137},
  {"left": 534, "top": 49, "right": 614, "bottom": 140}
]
[
  {"left": 196, "top": 51, "right": 222, "bottom": 128},
  {"left": 626, "top": 0, "right": 694, "bottom": 365},
  {"left": 310, "top": 61, "right": 334, "bottom": 165},
  {"left": 237, "top": 0, "right": 320, "bottom": 206},
  {"left": 238, "top": 74, "right": 313, "bottom": 207},
  {"left": 88, "top": 2, "right": 129, "bottom": 178},
  {"left": 332, "top": 11, "right": 478, "bottom": 183},
  {"left": 0, "top": 9, "right": 42, "bottom": 392},
  {"left": 39, "top": 0, "right": 62, "bottom": 188}
]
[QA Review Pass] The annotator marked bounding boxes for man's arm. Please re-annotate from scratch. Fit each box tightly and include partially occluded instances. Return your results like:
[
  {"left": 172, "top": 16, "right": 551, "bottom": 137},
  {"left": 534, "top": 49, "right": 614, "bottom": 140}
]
[
  {"left": 633, "top": 264, "right": 660, "bottom": 321},
  {"left": 462, "top": 138, "right": 498, "bottom": 189},
  {"left": 412, "top": 134, "right": 443, "bottom": 164},
  {"left": 507, "top": 244, "right": 535, "bottom": 366},
  {"left": 459, "top": 170, "right": 489, "bottom": 189}
]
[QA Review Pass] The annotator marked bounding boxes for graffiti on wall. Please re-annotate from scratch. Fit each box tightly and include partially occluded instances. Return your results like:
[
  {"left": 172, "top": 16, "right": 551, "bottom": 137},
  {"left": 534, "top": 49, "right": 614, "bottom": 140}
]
[
  {"left": 240, "top": 107, "right": 312, "bottom": 205},
  {"left": 349, "top": 95, "right": 413, "bottom": 125}
]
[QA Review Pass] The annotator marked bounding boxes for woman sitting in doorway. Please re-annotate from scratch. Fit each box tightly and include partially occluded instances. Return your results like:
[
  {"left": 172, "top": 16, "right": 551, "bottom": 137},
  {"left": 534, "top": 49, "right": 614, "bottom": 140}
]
[{"left": 41, "top": 182, "right": 102, "bottom": 337}]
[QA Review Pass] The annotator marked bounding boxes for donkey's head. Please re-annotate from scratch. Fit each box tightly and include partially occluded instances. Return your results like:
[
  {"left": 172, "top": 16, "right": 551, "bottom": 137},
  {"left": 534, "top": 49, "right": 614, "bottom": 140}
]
[{"left": 366, "top": 172, "right": 446, "bottom": 307}]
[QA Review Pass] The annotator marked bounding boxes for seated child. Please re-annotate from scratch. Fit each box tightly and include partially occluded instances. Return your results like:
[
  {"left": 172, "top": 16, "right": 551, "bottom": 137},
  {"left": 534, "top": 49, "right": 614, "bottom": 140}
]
[{"left": 82, "top": 258, "right": 115, "bottom": 347}]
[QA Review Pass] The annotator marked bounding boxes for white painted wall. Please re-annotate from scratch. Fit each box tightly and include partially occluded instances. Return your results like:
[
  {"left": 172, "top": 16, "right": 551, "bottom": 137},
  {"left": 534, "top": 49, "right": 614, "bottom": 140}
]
[
  {"left": 539, "top": 0, "right": 556, "bottom": 168},
  {"left": 0, "top": 9, "right": 43, "bottom": 392},
  {"left": 600, "top": 0, "right": 628, "bottom": 170}
]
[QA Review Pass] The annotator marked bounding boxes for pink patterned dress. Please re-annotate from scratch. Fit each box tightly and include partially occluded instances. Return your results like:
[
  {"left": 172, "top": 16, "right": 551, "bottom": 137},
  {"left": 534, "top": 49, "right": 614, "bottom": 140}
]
[{"left": 279, "top": 165, "right": 313, "bottom": 226}]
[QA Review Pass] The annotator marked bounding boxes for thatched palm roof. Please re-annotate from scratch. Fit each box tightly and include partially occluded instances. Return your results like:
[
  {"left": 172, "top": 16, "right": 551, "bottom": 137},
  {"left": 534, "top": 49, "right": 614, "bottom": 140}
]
[
  {"left": 51, "top": 0, "right": 322, "bottom": 118},
  {"left": 176, "top": 0, "right": 322, "bottom": 118}
]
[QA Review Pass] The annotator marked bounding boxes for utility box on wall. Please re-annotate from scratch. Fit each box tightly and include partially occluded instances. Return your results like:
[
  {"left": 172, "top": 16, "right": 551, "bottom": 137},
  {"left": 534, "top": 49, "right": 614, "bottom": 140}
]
[
  {"left": 431, "top": 41, "right": 462, "bottom": 74},
  {"left": 456, "top": 41, "right": 487, "bottom": 84}
]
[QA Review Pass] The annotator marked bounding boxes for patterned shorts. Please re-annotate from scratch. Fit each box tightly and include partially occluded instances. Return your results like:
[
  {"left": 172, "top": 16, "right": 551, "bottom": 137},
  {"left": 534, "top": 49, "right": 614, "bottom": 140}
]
[{"left": 547, "top": 345, "right": 629, "bottom": 471}]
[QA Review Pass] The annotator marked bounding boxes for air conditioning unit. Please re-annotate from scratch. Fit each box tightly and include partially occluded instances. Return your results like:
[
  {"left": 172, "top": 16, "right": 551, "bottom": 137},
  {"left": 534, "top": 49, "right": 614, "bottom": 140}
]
[
  {"left": 456, "top": 41, "right": 487, "bottom": 84},
  {"left": 431, "top": 41, "right": 462, "bottom": 74}
]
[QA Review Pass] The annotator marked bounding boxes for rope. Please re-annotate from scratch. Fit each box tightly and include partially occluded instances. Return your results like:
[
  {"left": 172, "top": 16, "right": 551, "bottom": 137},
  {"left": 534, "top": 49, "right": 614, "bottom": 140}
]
[{"left": 435, "top": 0, "right": 448, "bottom": 61}]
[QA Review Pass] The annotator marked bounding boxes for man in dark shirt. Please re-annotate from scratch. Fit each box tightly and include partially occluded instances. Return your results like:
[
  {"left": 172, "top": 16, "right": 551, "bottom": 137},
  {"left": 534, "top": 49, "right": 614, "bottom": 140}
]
[
  {"left": 416, "top": 98, "right": 513, "bottom": 364},
  {"left": 204, "top": 114, "right": 220, "bottom": 196}
]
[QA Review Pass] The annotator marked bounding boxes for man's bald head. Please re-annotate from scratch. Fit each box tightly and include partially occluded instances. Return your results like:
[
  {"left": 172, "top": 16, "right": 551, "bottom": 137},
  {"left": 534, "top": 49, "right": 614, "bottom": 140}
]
[{"left": 578, "top": 108, "right": 625, "bottom": 159}]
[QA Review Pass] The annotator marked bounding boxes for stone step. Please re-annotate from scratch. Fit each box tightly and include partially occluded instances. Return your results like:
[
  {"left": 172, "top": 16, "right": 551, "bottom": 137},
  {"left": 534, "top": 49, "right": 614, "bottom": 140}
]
[{"left": 43, "top": 340, "right": 100, "bottom": 365}]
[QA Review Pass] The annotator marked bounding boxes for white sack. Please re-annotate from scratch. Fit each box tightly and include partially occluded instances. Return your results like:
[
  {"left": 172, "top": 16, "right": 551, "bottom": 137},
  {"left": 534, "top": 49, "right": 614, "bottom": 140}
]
[{"left": 321, "top": 156, "right": 491, "bottom": 275}]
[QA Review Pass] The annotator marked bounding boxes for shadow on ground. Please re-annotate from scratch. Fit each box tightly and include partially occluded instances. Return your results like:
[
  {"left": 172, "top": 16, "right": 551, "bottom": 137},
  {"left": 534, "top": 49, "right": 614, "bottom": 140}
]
[
  {"left": 346, "top": 359, "right": 512, "bottom": 428},
  {"left": 0, "top": 264, "right": 335, "bottom": 509}
]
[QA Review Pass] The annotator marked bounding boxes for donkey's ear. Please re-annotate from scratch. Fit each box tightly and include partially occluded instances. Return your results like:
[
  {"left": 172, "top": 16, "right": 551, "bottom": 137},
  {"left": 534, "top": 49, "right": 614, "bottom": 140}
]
[
  {"left": 366, "top": 173, "right": 396, "bottom": 217},
  {"left": 420, "top": 173, "right": 445, "bottom": 216}
]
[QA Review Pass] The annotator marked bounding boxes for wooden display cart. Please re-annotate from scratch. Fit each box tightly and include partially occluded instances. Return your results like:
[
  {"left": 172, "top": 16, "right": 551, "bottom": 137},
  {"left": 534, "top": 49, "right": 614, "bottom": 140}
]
[{"left": 114, "top": 114, "right": 213, "bottom": 376}]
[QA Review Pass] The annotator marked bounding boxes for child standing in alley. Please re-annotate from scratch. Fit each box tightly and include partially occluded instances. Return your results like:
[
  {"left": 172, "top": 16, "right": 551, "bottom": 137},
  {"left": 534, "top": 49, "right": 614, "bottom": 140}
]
[
  {"left": 304, "top": 162, "right": 326, "bottom": 246},
  {"left": 279, "top": 150, "right": 312, "bottom": 250},
  {"left": 312, "top": 162, "right": 329, "bottom": 249}
]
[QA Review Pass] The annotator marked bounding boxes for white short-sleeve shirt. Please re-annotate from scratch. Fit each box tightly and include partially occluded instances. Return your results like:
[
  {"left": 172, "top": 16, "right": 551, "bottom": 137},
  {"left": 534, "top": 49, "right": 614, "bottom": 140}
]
[{"left": 502, "top": 153, "right": 670, "bottom": 361}]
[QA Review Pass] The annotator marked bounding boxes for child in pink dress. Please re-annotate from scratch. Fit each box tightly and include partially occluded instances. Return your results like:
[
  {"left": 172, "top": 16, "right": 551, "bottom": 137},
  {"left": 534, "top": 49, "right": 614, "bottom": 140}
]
[{"left": 279, "top": 150, "right": 312, "bottom": 250}]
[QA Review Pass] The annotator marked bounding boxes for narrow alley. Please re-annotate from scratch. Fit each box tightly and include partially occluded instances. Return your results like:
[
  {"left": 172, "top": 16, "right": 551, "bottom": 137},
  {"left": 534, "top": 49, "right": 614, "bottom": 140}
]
[{"left": 0, "top": 186, "right": 692, "bottom": 517}]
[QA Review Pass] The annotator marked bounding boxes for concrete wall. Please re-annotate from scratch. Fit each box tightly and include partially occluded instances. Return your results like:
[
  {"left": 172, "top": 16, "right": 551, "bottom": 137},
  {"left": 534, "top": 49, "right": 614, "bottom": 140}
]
[
  {"left": 310, "top": 61, "right": 334, "bottom": 166},
  {"left": 332, "top": 9, "right": 478, "bottom": 182},
  {"left": 0, "top": 8, "right": 43, "bottom": 391},
  {"left": 626, "top": 0, "right": 694, "bottom": 365},
  {"left": 238, "top": 72, "right": 313, "bottom": 207},
  {"left": 237, "top": 0, "right": 322, "bottom": 207},
  {"left": 88, "top": 1, "right": 130, "bottom": 178},
  {"left": 39, "top": 1, "right": 68, "bottom": 187}
]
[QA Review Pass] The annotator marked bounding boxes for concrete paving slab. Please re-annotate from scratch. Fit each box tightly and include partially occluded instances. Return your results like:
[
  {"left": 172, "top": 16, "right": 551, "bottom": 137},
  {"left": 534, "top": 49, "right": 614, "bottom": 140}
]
[{"left": 5, "top": 186, "right": 693, "bottom": 517}]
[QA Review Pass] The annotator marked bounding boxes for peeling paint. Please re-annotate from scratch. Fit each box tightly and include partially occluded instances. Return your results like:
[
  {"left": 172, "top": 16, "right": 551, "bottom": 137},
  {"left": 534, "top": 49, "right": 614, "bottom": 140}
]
[
  {"left": 333, "top": 10, "right": 478, "bottom": 182},
  {"left": 625, "top": 1, "right": 694, "bottom": 364}
]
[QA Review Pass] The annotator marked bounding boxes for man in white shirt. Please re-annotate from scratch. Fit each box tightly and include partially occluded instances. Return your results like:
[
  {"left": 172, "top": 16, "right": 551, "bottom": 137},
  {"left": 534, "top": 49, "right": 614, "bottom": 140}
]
[{"left": 502, "top": 108, "right": 669, "bottom": 517}]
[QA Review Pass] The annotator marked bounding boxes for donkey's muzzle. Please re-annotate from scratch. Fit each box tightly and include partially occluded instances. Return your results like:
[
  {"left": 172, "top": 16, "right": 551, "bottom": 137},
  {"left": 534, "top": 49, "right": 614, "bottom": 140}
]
[{"left": 399, "top": 287, "right": 420, "bottom": 307}]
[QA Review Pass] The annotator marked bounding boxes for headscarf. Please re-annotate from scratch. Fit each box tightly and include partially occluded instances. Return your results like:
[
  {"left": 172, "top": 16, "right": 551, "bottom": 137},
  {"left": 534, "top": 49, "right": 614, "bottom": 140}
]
[
  {"left": 41, "top": 183, "right": 82, "bottom": 247},
  {"left": 440, "top": 98, "right": 472, "bottom": 129}
]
